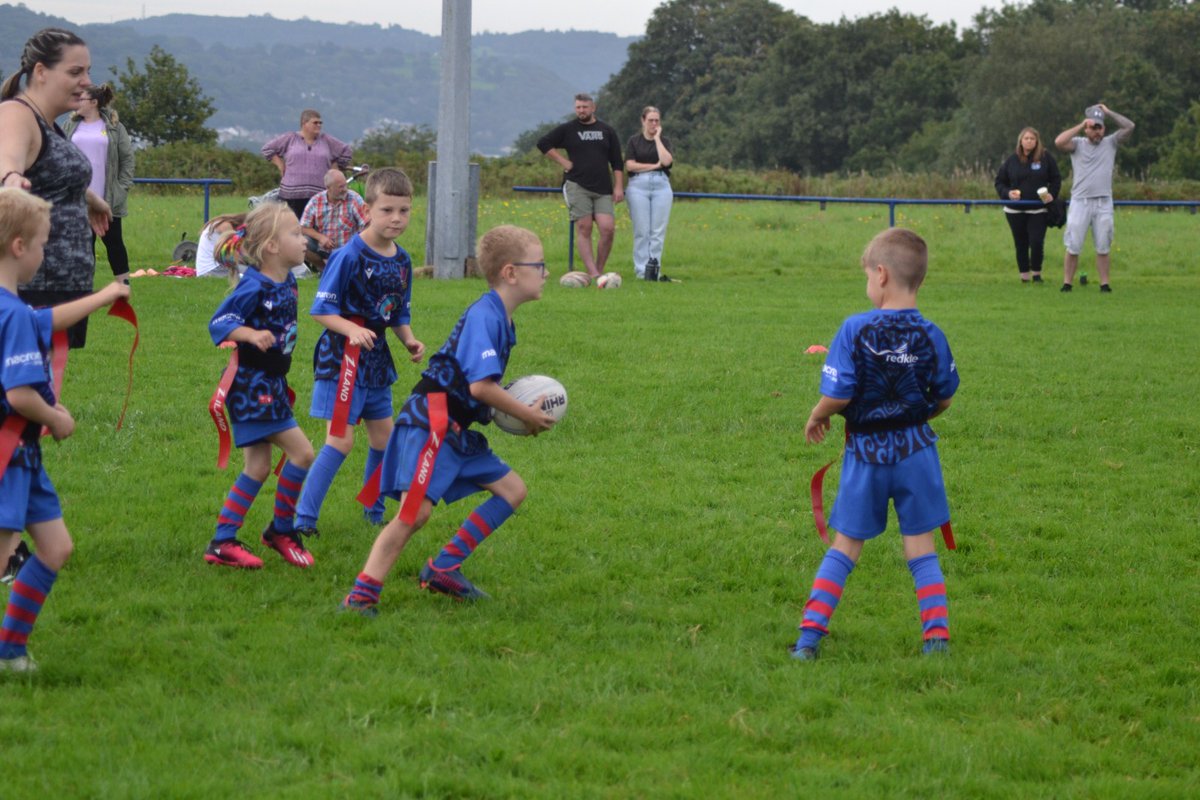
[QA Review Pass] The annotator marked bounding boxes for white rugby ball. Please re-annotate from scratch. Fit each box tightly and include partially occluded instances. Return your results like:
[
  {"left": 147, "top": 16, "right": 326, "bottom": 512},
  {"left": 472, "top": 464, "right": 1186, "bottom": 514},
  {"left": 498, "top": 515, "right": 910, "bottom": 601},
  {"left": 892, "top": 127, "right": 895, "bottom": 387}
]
[
  {"left": 491, "top": 375, "right": 568, "bottom": 436},
  {"left": 559, "top": 270, "right": 591, "bottom": 288},
  {"left": 596, "top": 271, "right": 622, "bottom": 289}
]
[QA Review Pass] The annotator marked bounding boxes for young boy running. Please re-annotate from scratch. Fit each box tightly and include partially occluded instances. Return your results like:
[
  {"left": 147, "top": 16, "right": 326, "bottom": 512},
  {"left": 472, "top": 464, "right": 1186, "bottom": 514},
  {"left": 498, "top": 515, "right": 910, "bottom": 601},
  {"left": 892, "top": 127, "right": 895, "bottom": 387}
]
[
  {"left": 295, "top": 168, "right": 425, "bottom": 534},
  {"left": 342, "top": 225, "right": 557, "bottom": 614},
  {"left": 0, "top": 188, "right": 130, "bottom": 672},
  {"left": 793, "top": 227, "right": 959, "bottom": 660}
]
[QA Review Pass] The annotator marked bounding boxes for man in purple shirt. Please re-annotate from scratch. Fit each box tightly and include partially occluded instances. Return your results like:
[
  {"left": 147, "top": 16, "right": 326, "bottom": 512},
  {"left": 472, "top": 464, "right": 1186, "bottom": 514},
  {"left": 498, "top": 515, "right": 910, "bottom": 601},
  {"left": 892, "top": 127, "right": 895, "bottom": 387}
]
[{"left": 300, "top": 169, "right": 367, "bottom": 271}]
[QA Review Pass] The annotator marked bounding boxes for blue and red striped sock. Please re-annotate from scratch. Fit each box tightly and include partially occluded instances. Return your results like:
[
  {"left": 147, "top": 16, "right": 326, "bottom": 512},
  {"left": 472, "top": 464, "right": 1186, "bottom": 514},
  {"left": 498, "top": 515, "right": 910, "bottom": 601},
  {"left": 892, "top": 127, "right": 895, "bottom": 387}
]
[
  {"left": 345, "top": 572, "right": 383, "bottom": 607},
  {"left": 295, "top": 445, "right": 346, "bottom": 528},
  {"left": 908, "top": 552, "right": 949, "bottom": 641},
  {"left": 272, "top": 462, "right": 309, "bottom": 533},
  {"left": 0, "top": 554, "right": 57, "bottom": 659},
  {"left": 796, "top": 548, "right": 856, "bottom": 651},
  {"left": 215, "top": 473, "right": 263, "bottom": 542},
  {"left": 431, "top": 496, "right": 515, "bottom": 570},
  {"left": 362, "top": 447, "right": 385, "bottom": 522}
]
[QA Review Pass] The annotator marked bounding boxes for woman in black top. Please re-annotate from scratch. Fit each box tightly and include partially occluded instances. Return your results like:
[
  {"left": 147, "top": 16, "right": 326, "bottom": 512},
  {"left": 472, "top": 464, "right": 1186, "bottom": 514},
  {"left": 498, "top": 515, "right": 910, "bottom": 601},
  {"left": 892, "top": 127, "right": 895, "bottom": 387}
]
[
  {"left": 624, "top": 106, "right": 674, "bottom": 282},
  {"left": 0, "top": 27, "right": 113, "bottom": 344},
  {"left": 995, "top": 127, "right": 1061, "bottom": 283}
]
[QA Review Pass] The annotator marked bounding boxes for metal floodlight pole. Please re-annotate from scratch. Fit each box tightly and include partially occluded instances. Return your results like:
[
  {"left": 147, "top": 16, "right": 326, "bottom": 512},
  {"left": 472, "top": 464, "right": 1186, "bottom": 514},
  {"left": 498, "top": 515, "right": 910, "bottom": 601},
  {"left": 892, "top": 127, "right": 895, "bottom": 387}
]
[{"left": 431, "top": 0, "right": 472, "bottom": 279}]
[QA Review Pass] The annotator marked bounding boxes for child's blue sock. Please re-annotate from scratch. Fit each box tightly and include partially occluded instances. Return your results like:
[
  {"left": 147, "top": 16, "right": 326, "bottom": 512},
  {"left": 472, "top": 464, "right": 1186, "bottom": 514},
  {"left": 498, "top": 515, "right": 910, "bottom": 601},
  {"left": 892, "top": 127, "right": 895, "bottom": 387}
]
[
  {"left": 908, "top": 552, "right": 949, "bottom": 642},
  {"left": 272, "top": 462, "right": 309, "bottom": 533},
  {"left": 0, "top": 555, "right": 57, "bottom": 659},
  {"left": 295, "top": 445, "right": 346, "bottom": 529},
  {"left": 796, "top": 548, "right": 856, "bottom": 651},
  {"left": 362, "top": 447, "right": 385, "bottom": 523},
  {"left": 215, "top": 473, "right": 263, "bottom": 542},
  {"left": 431, "top": 496, "right": 515, "bottom": 570}
]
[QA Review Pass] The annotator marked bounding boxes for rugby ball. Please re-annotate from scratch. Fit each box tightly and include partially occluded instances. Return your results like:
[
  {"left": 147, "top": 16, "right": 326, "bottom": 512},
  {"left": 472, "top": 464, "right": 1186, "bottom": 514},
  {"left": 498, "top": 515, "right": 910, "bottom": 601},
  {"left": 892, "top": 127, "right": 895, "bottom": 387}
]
[
  {"left": 491, "top": 375, "right": 568, "bottom": 436},
  {"left": 596, "top": 271, "right": 622, "bottom": 290},
  {"left": 559, "top": 270, "right": 591, "bottom": 288}
]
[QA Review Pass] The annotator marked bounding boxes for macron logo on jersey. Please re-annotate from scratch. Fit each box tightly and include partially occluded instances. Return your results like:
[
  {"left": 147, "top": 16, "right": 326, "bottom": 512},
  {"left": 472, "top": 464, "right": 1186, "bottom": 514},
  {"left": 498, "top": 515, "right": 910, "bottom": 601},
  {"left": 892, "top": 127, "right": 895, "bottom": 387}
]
[
  {"left": 865, "top": 342, "right": 919, "bottom": 365},
  {"left": 480, "top": 348, "right": 497, "bottom": 360},
  {"left": 5, "top": 351, "right": 43, "bottom": 369},
  {"left": 577, "top": 131, "right": 604, "bottom": 141},
  {"left": 822, "top": 365, "right": 839, "bottom": 382}
]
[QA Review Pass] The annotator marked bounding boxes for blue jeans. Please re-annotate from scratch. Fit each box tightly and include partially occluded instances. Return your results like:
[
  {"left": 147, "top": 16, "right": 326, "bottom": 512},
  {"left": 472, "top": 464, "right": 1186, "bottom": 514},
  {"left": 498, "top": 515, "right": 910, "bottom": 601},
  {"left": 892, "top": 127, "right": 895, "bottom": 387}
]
[{"left": 626, "top": 171, "right": 673, "bottom": 277}]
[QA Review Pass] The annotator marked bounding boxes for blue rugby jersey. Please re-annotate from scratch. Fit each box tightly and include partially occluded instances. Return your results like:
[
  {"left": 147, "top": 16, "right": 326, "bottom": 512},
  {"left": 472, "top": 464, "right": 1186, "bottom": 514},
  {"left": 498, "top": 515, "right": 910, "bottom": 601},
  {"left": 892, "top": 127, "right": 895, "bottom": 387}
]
[
  {"left": 820, "top": 308, "right": 958, "bottom": 464},
  {"left": 310, "top": 234, "right": 413, "bottom": 389},
  {"left": 0, "top": 288, "right": 54, "bottom": 446},
  {"left": 396, "top": 290, "right": 515, "bottom": 452},
  {"left": 208, "top": 268, "right": 299, "bottom": 423}
]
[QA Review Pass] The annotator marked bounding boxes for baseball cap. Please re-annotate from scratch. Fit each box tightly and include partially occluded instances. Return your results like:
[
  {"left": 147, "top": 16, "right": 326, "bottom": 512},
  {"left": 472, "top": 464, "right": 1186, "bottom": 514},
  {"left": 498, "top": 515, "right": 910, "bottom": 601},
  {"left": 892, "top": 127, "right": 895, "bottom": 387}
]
[{"left": 1085, "top": 105, "right": 1105, "bottom": 124}]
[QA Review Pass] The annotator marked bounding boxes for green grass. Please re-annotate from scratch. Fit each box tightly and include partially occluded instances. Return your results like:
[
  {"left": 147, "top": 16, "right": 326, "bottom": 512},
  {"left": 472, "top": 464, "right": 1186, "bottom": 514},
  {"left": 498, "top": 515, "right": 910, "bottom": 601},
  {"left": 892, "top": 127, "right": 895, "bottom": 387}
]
[{"left": 4, "top": 194, "right": 1199, "bottom": 797}]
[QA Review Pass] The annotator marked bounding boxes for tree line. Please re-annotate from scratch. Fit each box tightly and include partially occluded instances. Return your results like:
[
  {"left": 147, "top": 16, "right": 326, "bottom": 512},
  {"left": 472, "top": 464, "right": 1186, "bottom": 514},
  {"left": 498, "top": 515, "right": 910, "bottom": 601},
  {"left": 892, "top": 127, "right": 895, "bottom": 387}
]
[{"left": 591, "top": 0, "right": 1200, "bottom": 179}]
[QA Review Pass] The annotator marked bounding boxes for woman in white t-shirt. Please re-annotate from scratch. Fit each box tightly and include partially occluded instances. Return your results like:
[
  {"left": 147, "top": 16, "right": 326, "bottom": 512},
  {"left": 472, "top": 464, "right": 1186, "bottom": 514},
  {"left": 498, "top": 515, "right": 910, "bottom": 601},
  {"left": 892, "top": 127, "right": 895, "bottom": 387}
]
[{"left": 63, "top": 82, "right": 134, "bottom": 283}]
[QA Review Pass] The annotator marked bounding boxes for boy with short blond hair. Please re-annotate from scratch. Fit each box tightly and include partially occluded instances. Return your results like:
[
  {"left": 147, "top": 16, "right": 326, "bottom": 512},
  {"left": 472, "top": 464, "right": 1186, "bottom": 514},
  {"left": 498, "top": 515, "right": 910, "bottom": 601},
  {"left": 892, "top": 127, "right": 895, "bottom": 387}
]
[
  {"left": 792, "top": 227, "right": 959, "bottom": 660},
  {"left": 295, "top": 167, "right": 425, "bottom": 535},
  {"left": 0, "top": 188, "right": 129, "bottom": 672},
  {"left": 342, "top": 224, "right": 557, "bottom": 613}
]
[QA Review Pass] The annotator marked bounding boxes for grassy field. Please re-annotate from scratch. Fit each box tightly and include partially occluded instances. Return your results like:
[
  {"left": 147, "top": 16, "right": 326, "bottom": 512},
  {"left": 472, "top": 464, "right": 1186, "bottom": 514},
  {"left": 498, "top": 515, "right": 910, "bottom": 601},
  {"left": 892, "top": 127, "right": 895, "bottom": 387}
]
[{"left": 3, "top": 193, "right": 1198, "bottom": 797}]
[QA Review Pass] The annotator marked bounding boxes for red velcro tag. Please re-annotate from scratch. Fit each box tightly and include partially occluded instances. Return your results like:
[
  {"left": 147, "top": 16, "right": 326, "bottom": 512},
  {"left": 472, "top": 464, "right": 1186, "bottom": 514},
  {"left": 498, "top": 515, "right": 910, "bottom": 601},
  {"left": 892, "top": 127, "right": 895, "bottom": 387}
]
[
  {"left": 940, "top": 521, "right": 957, "bottom": 550},
  {"left": 208, "top": 346, "right": 239, "bottom": 469},
  {"left": 396, "top": 392, "right": 449, "bottom": 525},
  {"left": 107, "top": 299, "right": 139, "bottom": 430},
  {"left": 0, "top": 414, "right": 26, "bottom": 483},
  {"left": 810, "top": 460, "right": 835, "bottom": 546},
  {"left": 329, "top": 315, "right": 365, "bottom": 438}
]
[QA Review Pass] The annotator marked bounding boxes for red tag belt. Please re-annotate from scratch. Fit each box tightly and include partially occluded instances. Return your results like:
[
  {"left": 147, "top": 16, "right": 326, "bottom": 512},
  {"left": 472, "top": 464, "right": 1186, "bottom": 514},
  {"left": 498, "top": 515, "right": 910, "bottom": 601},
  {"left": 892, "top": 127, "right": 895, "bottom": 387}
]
[
  {"left": 356, "top": 392, "right": 449, "bottom": 524},
  {"left": 207, "top": 344, "right": 239, "bottom": 469},
  {"left": 810, "top": 455, "right": 956, "bottom": 550},
  {"left": 329, "top": 315, "right": 365, "bottom": 438},
  {"left": 2, "top": 300, "right": 139, "bottom": 480},
  {"left": 207, "top": 344, "right": 297, "bottom": 473}
]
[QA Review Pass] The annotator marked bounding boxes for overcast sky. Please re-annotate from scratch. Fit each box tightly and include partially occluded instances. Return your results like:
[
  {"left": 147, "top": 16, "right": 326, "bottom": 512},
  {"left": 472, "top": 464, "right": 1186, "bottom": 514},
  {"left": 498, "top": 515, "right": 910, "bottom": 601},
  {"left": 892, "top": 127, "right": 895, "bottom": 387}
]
[{"left": 32, "top": 1, "right": 997, "bottom": 36}]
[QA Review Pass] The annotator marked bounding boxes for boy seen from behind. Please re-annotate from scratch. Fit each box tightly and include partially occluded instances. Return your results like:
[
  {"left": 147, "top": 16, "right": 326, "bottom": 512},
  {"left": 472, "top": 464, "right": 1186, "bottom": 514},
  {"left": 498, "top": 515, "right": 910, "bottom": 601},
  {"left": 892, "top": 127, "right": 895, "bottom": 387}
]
[
  {"left": 793, "top": 227, "right": 959, "bottom": 661},
  {"left": 342, "top": 225, "right": 557, "bottom": 614}
]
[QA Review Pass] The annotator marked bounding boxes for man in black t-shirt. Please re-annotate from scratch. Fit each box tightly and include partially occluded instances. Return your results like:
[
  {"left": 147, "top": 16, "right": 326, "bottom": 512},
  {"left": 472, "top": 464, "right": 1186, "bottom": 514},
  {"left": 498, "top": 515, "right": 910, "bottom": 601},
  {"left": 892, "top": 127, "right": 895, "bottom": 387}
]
[{"left": 537, "top": 94, "right": 624, "bottom": 279}]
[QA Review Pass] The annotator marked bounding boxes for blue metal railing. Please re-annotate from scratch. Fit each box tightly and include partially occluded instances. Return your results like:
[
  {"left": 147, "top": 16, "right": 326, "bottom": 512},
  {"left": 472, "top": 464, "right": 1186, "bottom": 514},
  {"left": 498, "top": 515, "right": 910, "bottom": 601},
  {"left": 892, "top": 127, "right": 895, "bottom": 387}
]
[
  {"left": 511, "top": 185, "right": 1200, "bottom": 268},
  {"left": 133, "top": 177, "right": 233, "bottom": 222}
]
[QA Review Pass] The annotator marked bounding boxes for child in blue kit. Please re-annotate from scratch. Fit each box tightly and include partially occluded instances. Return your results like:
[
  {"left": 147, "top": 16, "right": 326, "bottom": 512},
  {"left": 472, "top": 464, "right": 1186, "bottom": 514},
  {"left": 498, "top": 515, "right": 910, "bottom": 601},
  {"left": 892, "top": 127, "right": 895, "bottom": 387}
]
[
  {"left": 295, "top": 168, "right": 425, "bottom": 534},
  {"left": 204, "top": 201, "right": 316, "bottom": 569},
  {"left": 792, "top": 227, "right": 959, "bottom": 660},
  {"left": 342, "top": 224, "right": 557, "bottom": 613},
  {"left": 0, "top": 188, "right": 130, "bottom": 672}
]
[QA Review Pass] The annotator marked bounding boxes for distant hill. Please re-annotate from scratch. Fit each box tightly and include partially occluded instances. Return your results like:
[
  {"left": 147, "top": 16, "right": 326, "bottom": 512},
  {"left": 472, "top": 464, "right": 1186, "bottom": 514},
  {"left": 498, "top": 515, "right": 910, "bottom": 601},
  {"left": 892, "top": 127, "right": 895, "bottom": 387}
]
[{"left": 0, "top": 4, "right": 637, "bottom": 154}]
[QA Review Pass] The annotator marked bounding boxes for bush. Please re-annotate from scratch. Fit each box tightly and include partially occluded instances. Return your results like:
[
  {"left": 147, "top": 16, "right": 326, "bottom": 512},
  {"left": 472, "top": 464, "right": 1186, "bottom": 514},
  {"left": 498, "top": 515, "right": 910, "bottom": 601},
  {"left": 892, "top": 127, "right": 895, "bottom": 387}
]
[{"left": 134, "top": 143, "right": 280, "bottom": 195}]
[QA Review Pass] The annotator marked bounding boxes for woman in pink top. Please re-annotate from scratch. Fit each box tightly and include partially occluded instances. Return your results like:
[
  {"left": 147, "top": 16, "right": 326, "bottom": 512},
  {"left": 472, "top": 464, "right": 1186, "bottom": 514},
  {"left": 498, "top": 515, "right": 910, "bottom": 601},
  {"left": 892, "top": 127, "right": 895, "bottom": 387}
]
[
  {"left": 261, "top": 109, "right": 353, "bottom": 220},
  {"left": 63, "top": 83, "right": 134, "bottom": 284}
]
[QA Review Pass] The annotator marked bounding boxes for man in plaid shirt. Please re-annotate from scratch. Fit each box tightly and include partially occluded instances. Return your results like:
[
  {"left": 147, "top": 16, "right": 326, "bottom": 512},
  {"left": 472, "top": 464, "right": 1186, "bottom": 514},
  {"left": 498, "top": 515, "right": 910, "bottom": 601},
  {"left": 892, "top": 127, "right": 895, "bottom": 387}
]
[{"left": 300, "top": 168, "right": 368, "bottom": 271}]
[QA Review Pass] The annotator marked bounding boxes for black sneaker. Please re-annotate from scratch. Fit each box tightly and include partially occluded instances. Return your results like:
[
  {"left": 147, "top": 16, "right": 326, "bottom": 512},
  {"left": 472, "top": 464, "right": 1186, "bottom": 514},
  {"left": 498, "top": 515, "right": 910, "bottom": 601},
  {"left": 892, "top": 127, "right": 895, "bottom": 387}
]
[
  {"left": 1060, "top": 283, "right": 1072, "bottom": 292},
  {"left": 657, "top": 272, "right": 673, "bottom": 282},
  {"left": 1, "top": 540, "right": 31, "bottom": 585},
  {"left": 644, "top": 258, "right": 659, "bottom": 282},
  {"left": 1031, "top": 274, "right": 1044, "bottom": 283},
  {"left": 1099, "top": 284, "right": 1112, "bottom": 293}
]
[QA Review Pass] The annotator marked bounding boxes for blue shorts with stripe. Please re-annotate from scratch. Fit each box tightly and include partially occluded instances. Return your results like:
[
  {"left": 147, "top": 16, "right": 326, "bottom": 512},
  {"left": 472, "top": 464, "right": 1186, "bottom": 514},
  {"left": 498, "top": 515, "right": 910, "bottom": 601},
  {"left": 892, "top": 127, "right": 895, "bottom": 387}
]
[
  {"left": 828, "top": 444, "right": 950, "bottom": 539},
  {"left": 0, "top": 461, "right": 63, "bottom": 531},
  {"left": 309, "top": 379, "right": 393, "bottom": 424},
  {"left": 379, "top": 424, "right": 510, "bottom": 507}
]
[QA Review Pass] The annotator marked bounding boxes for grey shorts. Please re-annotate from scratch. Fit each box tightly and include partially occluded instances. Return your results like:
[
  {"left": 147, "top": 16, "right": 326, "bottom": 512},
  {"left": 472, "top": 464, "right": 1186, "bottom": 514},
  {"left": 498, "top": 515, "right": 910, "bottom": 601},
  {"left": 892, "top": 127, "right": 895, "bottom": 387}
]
[
  {"left": 562, "top": 181, "right": 615, "bottom": 221},
  {"left": 1064, "top": 196, "right": 1114, "bottom": 255}
]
